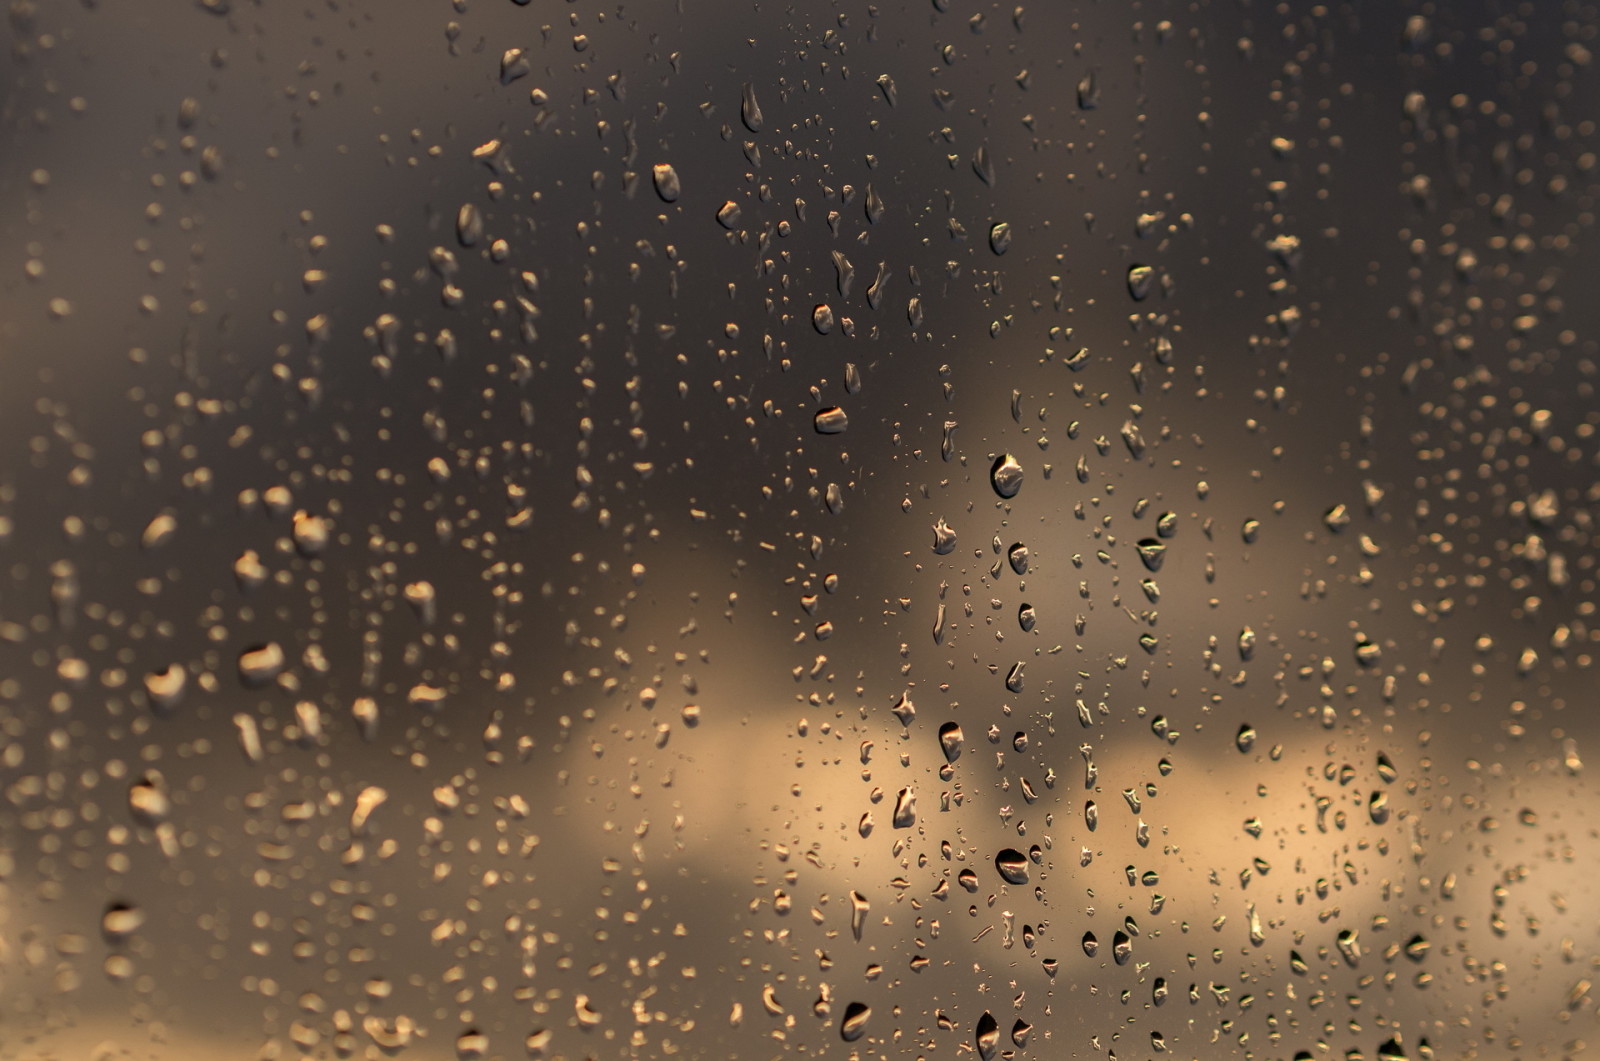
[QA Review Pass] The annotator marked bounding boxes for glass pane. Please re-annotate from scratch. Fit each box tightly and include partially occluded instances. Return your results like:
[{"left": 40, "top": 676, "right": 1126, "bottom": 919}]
[{"left": 2, "top": 2, "right": 1597, "bottom": 1059}]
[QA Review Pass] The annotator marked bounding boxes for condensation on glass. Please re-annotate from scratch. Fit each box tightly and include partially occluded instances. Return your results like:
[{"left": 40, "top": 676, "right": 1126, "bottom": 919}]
[{"left": 0, "top": 2, "right": 1597, "bottom": 1060}]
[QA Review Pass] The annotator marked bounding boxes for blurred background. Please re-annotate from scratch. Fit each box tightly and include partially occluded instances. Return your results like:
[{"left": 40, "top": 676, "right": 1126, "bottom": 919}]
[{"left": 1, "top": 1, "right": 1598, "bottom": 1059}]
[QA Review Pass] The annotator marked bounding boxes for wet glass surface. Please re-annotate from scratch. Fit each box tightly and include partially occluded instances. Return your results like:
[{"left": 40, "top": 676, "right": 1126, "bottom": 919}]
[{"left": 2, "top": 2, "right": 1599, "bottom": 1059}]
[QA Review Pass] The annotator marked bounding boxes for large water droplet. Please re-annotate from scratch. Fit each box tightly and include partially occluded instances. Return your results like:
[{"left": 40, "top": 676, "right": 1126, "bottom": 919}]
[
  {"left": 938, "top": 721, "right": 964, "bottom": 762},
  {"left": 238, "top": 642, "right": 285, "bottom": 686},
  {"left": 651, "top": 163, "right": 681, "bottom": 202},
  {"left": 989, "top": 221, "right": 1011, "bottom": 255},
  {"left": 990, "top": 454, "right": 1024, "bottom": 499},
  {"left": 814, "top": 407, "right": 848, "bottom": 434},
  {"left": 840, "top": 1002, "right": 870, "bottom": 1042},
  {"left": 975, "top": 1011, "right": 1000, "bottom": 1061},
  {"left": 740, "top": 82, "right": 763, "bottom": 132},
  {"left": 892, "top": 787, "right": 917, "bottom": 828},
  {"left": 1134, "top": 538, "right": 1165, "bottom": 572},
  {"left": 995, "top": 848, "right": 1030, "bottom": 885},
  {"left": 1127, "top": 263, "right": 1154, "bottom": 300}
]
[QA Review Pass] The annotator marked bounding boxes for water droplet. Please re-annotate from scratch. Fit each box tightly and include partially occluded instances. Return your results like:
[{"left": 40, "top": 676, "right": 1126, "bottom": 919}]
[
  {"left": 840, "top": 1002, "right": 870, "bottom": 1042},
  {"left": 143, "top": 665, "right": 186, "bottom": 712},
  {"left": 651, "top": 163, "right": 680, "bottom": 202},
  {"left": 1112, "top": 930, "right": 1132, "bottom": 964},
  {"left": 849, "top": 891, "right": 869, "bottom": 940},
  {"left": 1236, "top": 724, "right": 1257, "bottom": 752},
  {"left": 127, "top": 776, "right": 170, "bottom": 827},
  {"left": 973, "top": 145, "right": 995, "bottom": 186},
  {"left": 1010, "top": 1019, "right": 1031, "bottom": 1047},
  {"left": 500, "top": 49, "right": 529, "bottom": 85},
  {"left": 456, "top": 203, "right": 483, "bottom": 247},
  {"left": 1127, "top": 263, "right": 1154, "bottom": 300},
  {"left": 238, "top": 642, "right": 285, "bottom": 686},
  {"left": 812, "top": 303, "right": 835, "bottom": 334},
  {"left": 1005, "top": 662, "right": 1025, "bottom": 692},
  {"left": 1378, "top": 1038, "right": 1410, "bottom": 1061},
  {"left": 1018, "top": 603, "right": 1035, "bottom": 631},
  {"left": 1134, "top": 538, "right": 1165, "bottom": 572},
  {"left": 456, "top": 1030, "right": 489, "bottom": 1060},
  {"left": 141, "top": 513, "right": 177, "bottom": 550},
  {"left": 975, "top": 1012, "right": 1000, "bottom": 1061},
  {"left": 101, "top": 903, "right": 145, "bottom": 941},
  {"left": 892, "top": 787, "right": 916, "bottom": 828},
  {"left": 716, "top": 200, "right": 741, "bottom": 229},
  {"left": 864, "top": 183, "right": 885, "bottom": 224},
  {"left": 1006, "top": 542, "right": 1029, "bottom": 574},
  {"left": 291, "top": 510, "right": 329, "bottom": 555},
  {"left": 995, "top": 848, "right": 1030, "bottom": 885},
  {"left": 931, "top": 518, "right": 957, "bottom": 555},
  {"left": 814, "top": 407, "right": 848, "bottom": 434},
  {"left": 1076, "top": 70, "right": 1100, "bottom": 109},
  {"left": 990, "top": 453, "right": 1024, "bottom": 498},
  {"left": 891, "top": 692, "right": 916, "bottom": 725},
  {"left": 938, "top": 722, "right": 964, "bottom": 762},
  {"left": 740, "top": 82, "right": 763, "bottom": 132},
  {"left": 989, "top": 221, "right": 1011, "bottom": 255}
]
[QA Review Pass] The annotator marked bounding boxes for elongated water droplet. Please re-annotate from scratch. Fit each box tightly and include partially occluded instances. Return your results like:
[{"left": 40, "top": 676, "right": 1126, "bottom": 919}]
[
  {"left": 849, "top": 891, "right": 869, "bottom": 941},
  {"left": 938, "top": 721, "right": 964, "bottom": 762},
  {"left": 975, "top": 1012, "right": 1000, "bottom": 1061},
  {"left": 740, "top": 81, "right": 763, "bottom": 132},
  {"left": 840, "top": 1002, "right": 870, "bottom": 1042},
  {"left": 892, "top": 787, "right": 916, "bottom": 828},
  {"left": 1077, "top": 70, "right": 1100, "bottom": 109},
  {"left": 931, "top": 519, "right": 957, "bottom": 554}
]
